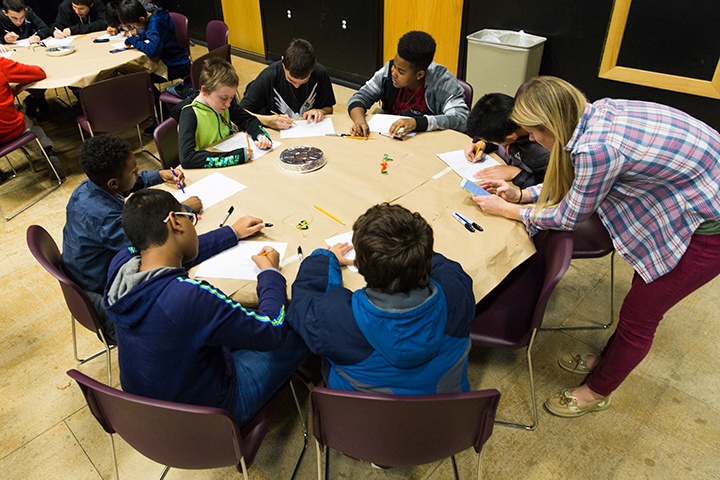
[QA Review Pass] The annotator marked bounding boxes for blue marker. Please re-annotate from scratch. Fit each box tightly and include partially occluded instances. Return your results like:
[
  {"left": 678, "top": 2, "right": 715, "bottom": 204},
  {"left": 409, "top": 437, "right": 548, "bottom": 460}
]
[{"left": 170, "top": 167, "right": 185, "bottom": 194}]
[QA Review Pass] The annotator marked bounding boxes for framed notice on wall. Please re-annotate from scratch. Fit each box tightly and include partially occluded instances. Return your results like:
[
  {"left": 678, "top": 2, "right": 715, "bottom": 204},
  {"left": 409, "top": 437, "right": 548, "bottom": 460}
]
[{"left": 599, "top": 0, "right": 720, "bottom": 99}]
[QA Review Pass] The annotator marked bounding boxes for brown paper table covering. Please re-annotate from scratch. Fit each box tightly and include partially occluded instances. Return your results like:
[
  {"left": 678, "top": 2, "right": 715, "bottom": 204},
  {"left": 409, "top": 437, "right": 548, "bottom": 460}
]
[
  {"left": 9, "top": 31, "right": 167, "bottom": 89},
  {"left": 169, "top": 114, "right": 536, "bottom": 306}
]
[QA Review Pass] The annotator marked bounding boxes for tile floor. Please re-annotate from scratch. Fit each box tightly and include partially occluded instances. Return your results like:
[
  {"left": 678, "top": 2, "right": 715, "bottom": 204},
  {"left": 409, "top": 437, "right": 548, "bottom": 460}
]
[{"left": 1, "top": 47, "right": 718, "bottom": 479}]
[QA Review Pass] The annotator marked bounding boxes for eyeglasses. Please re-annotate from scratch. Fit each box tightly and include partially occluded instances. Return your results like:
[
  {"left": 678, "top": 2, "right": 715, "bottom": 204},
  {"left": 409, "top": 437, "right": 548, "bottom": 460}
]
[{"left": 163, "top": 211, "right": 197, "bottom": 226}]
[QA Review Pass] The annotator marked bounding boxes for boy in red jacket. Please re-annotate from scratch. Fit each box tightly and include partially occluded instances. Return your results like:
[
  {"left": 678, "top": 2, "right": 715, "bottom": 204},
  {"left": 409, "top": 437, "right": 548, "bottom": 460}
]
[{"left": 0, "top": 57, "right": 64, "bottom": 179}]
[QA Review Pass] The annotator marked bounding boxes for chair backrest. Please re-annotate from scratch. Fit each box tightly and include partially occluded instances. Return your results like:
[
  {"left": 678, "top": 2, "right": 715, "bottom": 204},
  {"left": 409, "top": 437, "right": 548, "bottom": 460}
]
[
  {"left": 26, "top": 225, "right": 106, "bottom": 337},
  {"left": 205, "top": 19, "right": 229, "bottom": 52},
  {"left": 79, "top": 72, "right": 155, "bottom": 134},
  {"left": 190, "top": 44, "right": 232, "bottom": 91},
  {"left": 458, "top": 78, "right": 474, "bottom": 109},
  {"left": 311, "top": 387, "right": 501, "bottom": 468},
  {"left": 153, "top": 117, "right": 179, "bottom": 169},
  {"left": 169, "top": 11, "right": 191, "bottom": 57},
  {"left": 572, "top": 212, "right": 614, "bottom": 259},
  {"left": 471, "top": 229, "right": 573, "bottom": 348},
  {"left": 67, "top": 369, "right": 248, "bottom": 470}
]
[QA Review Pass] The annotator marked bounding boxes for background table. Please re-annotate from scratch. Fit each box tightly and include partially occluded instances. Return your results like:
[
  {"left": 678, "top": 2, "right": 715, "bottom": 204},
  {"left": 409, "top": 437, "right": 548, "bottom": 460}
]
[
  {"left": 176, "top": 114, "right": 535, "bottom": 306},
  {"left": 8, "top": 32, "right": 167, "bottom": 89}
]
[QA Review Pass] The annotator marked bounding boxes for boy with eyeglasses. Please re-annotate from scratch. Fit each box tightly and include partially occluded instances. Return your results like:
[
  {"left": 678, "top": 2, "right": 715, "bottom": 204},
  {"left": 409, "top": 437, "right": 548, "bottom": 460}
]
[
  {"left": 104, "top": 188, "right": 309, "bottom": 425},
  {"left": 61, "top": 134, "right": 201, "bottom": 339}
]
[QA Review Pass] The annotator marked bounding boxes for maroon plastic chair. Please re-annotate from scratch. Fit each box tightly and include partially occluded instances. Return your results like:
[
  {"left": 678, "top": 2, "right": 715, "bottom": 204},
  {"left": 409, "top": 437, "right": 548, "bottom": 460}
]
[
  {"left": 68, "top": 369, "right": 308, "bottom": 480},
  {"left": 152, "top": 117, "right": 179, "bottom": 169},
  {"left": 158, "top": 44, "right": 232, "bottom": 118},
  {"left": 457, "top": 79, "right": 474, "bottom": 109},
  {"left": 311, "top": 387, "right": 501, "bottom": 480},
  {"left": 169, "top": 12, "right": 191, "bottom": 57},
  {"left": 1, "top": 131, "right": 62, "bottom": 220},
  {"left": 206, "top": 19, "right": 229, "bottom": 52},
  {"left": 26, "top": 225, "right": 115, "bottom": 384},
  {"left": 544, "top": 213, "right": 616, "bottom": 330},
  {"left": 471, "top": 229, "right": 573, "bottom": 430},
  {"left": 76, "top": 72, "right": 159, "bottom": 161}
]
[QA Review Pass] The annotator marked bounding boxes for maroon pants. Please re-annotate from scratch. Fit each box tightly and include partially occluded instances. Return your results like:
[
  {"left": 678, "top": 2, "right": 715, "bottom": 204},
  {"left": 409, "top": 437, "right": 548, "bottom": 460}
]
[{"left": 586, "top": 233, "right": 720, "bottom": 397}]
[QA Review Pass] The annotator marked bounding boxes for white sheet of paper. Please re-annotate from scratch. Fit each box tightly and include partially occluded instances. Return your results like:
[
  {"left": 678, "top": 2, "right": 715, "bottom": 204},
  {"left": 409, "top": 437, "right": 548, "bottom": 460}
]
[
  {"left": 12, "top": 38, "right": 31, "bottom": 47},
  {"left": 436, "top": 150, "right": 503, "bottom": 181},
  {"left": 96, "top": 33, "right": 127, "bottom": 41},
  {"left": 195, "top": 241, "right": 288, "bottom": 281},
  {"left": 325, "top": 231, "right": 358, "bottom": 273},
  {"left": 0, "top": 51, "right": 13, "bottom": 58},
  {"left": 172, "top": 172, "right": 247, "bottom": 209},
  {"left": 280, "top": 117, "right": 335, "bottom": 139},
  {"left": 367, "top": 114, "right": 417, "bottom": 137},
  {"left": 111, "top": 42, "right": 127, "bottom": 50},
  {"left": 43, "top": 36, "right": 76, "bottom": 47},
  {"left": 213, "top": 132, "right": 280, "bottom": 160}
]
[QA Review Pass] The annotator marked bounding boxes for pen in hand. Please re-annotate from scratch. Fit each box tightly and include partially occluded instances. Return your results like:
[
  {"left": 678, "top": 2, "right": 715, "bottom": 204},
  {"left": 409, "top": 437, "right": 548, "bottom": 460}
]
[
  {"left": 473, "top": 140, "right": 486, "bottom": 161},
  {"left": 170, "top": 167, "right": 185, "bottom": 194},
  {"left": 219, "top": 205, "right": 234, "bottom": 227}
]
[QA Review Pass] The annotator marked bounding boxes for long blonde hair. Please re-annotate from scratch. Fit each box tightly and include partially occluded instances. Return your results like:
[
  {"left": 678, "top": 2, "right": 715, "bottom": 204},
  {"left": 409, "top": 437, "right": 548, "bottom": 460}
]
[{"left": 511, "top": 76, "right": 586, "bottom": 213}]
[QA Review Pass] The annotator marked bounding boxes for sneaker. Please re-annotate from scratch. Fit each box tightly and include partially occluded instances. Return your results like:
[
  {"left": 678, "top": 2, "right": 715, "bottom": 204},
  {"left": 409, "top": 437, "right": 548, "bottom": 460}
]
[
  {"left": 47, "top": 154, "right": 66, "bottom": 181},
  {"left": 558, "top": 353, "right": 597, "bottom": 375},
  {"left": 544, "top": 390, "right": 611, "bottom": 418}
]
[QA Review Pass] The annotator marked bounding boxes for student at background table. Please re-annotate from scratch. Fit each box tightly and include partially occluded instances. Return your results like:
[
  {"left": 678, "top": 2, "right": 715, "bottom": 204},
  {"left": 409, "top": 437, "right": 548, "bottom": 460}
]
[
  {"left": 52, "top": 0, "right": 106, "bottom": 37},
  {"left": 1, "top": 0, "right": 53, "bottom": 117},
  {"left": 0, "top": 56, "right": 64, "bottom": 179},
  {"left": 288, "top": 203, "right": 475, "bottom": 394},
  {"left": 348, "top": 30, "right": 469, "bottom": 137},
  {"left": 1, "top": 0, "right": 50, "bottom": 45},
  {"left": 104, "top": 0, "right": 154, "bottom": 36},
  {"left": 62, "top": 135, "right": 201, "bottom": 339},
  {"left": 105, "top": 189, "right": 309, "bottom": 425},
  {"left": 240, "top": 38, "right": 336, "bottom": 130},
  {"left": 473, "top": 76, "right": 720, "bottom": 418},
  {"left": 464, "top": 92, "right": 549, "bottom": 189},
  {"left": 176, "top": 57, "right": 272, "bottom": 169}
]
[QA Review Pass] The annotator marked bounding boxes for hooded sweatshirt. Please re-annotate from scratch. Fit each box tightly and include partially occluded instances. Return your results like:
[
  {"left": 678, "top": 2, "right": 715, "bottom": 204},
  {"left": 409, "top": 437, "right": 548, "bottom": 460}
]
[
  {"left": 287, "top": 249, "right": 474, "bottom": 394},
  {"left": 0, "top": 7, "right": 51, "bottom": 43},
  {"left": 104, "top": 227, "right": 288, "bottom": 412},
  {"left": 123, "top": 8, "right": 190, "bottom": 77}
]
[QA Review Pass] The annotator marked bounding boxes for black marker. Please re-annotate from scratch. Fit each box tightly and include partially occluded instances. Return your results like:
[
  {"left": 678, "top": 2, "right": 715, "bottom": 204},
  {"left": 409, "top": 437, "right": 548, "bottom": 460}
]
[
  {"left": 297, "top": 246, "right": 303, "bottom": 264},
  {"left": 219, "top": 206, "right": 234, "bottom": 227}
]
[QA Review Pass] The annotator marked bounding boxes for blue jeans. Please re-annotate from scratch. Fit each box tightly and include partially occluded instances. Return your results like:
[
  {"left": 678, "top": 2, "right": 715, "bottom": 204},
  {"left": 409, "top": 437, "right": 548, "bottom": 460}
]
[{"left": 231, "top": 330, "right": 310, "bottom": 425}]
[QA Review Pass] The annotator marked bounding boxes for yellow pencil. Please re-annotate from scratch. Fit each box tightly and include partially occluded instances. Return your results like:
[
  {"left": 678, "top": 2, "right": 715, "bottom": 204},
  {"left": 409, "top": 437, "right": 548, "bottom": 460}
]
[
  {"left": 346, "top": 135, "right": 376, "bottom": 140},
  {"left": 473, "top": 140, "right": 486, "bottom": 161},
  {"left": 314, "top": 205, "right": 345, "bottom": 225},
  {"left": 258, "top": 250, "right": 270, "bottom": 257}
]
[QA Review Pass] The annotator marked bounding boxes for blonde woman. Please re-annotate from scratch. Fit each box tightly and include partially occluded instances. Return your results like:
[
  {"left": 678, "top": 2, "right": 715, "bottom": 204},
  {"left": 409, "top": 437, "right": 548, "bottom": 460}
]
[{"left": 473, "top": 76, "right": 720, "bottom": 417}]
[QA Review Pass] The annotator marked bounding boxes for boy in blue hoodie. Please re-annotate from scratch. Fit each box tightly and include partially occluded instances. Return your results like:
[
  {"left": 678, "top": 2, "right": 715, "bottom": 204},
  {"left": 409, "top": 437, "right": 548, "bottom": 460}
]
[
  {"left": 104, "top": 189, "right": 309, "bottom": 424},
  {"left": 287, "top": 203, "right": 475, "bottom": 394}
]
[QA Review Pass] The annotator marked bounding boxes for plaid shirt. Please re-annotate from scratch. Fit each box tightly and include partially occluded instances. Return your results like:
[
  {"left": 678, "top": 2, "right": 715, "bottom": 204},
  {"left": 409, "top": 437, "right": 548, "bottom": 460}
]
[{"left": 521, "top": 99, "right": 720, "bottom": 282}]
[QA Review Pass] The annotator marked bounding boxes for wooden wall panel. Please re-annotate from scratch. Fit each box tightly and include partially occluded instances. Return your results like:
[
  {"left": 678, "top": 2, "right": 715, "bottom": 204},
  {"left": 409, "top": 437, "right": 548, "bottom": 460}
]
[
  {"left": 221, "top": 0, "right": 265, "bottom": 55},
  {"left": 383, "top": 0, "right": 464, "bottom": 74}
]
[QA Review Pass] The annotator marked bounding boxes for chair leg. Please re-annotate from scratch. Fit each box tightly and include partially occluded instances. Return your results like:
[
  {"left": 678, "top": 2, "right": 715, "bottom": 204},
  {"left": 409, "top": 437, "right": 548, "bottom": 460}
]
[
  {"left": 78, "top": 124, "right": 86, "bottom": 143},
  {"left": 4, "top": 155, "right": 18, "bottom": 178},
  {"left": 2, "top": 140, "right": 62, "bottom": 220},
  {"left": 137, "top": 125, "right": 161, "bottom": 163},
  {"left": 324, "top": 444, "right": 330, "bottom": 480},
  {"left": 542, "top": 252, "right": 616, "bottom": 331},
  {"left": 239, "top": 456, "right": 250, "bottom": 480},
  {"left": 451, "top": 455, "right": 460, "bottom": 480},
  {"left": 156, "top": 466, "right": 170, "bottom": 480},
  {"left": 495, "top": 329, "right": 538, "bottom": 431},
  {"left": 476, "top": 449, "right": 484, "bottom": 480},
  {"left": 289, "top": 379, "right": 309, "bottom": 480},
  {"left": 71, "top": 316, "right": 116, "bottom": 378},
  {"left": 108, "top": 433, "right": 119, "bottom": 480},
  {"left": 315, "top": 441, "right": 324, "bottom": 480}
]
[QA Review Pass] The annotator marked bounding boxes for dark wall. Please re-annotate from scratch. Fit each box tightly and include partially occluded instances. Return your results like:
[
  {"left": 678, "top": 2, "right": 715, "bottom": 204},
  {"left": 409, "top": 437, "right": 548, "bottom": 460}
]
[
  {"left": 154, "top": 0, "right": 223, "bottom": 40},
  {"left": 460, "top": 0, "right": 720, "bottom": 130}
]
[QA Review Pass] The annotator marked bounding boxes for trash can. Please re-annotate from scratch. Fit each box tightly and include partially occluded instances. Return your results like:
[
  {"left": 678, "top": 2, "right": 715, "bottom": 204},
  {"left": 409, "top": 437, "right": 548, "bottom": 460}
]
[{"left": 466, "top": 29, "right": 547, "bottom": 99}]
